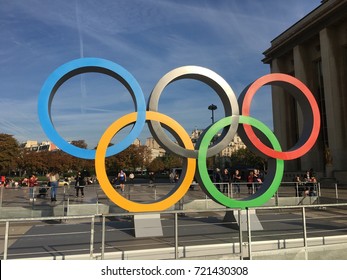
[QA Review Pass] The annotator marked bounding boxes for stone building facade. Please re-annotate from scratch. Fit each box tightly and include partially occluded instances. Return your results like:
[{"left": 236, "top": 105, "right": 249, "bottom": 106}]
[
  {"left": 190, "top": 128, "right": 246, "bottom": 157},
  {"left": 262, "top": 0, "right": 347, "bottom": 181}
]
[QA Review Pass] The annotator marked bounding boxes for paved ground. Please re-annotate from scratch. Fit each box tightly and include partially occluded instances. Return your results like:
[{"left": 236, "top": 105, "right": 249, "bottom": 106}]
[
  {"left": 0, "top": 181, "right": 347, "bottom": 259},
  {"left": 2, "top": 207, "right": 347, "bottom": 260}
]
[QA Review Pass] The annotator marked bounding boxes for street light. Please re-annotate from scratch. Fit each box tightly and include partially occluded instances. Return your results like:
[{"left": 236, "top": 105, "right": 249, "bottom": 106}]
[
  {"left": 208, "top": 104, "right": 217, "bottom": 124},
  {"left": 208, "top": 104, "right": 218, "bottom": 166}
]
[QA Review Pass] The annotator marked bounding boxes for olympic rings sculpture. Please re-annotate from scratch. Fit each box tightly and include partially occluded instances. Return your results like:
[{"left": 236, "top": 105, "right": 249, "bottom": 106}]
[{"left": 38, "top": 58, "right": 321, "bottom": 212}]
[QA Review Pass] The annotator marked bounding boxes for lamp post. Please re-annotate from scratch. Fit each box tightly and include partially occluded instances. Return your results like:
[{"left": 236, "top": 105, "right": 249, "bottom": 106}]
[
  {"left": 208, "top": 104, "right": 217, "bottom": 124},
  {"left": 208, "top": 104, "right": 218, "bottom": 168}
]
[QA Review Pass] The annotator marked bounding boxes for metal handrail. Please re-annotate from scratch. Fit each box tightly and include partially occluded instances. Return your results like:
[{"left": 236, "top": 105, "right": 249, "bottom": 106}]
[
  {"left": 1, "top": 202, "right": 347, "bottom": 260},
  {"left": 0, "top": 181, "right": 346, "bottom": 211}
]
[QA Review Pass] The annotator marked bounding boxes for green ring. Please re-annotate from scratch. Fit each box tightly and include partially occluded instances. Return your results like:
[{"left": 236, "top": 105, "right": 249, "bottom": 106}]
[{"left": 197, "top": 115, "right": 284, "bottom": 209}]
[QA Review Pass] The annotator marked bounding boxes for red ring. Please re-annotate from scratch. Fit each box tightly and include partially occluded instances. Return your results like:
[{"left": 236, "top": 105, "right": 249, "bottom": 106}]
[{"left": 242, "top": 73, "right": 320, "bottom": 160}]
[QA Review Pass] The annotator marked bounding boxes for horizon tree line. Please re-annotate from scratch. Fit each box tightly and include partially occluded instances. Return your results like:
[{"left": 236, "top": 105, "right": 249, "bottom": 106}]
[{"left": 0, "top": 133, "right": 266, "bottom": 178}]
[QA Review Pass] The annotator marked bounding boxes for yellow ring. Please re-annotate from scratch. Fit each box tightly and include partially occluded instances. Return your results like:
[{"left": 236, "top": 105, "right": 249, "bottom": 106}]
[{"left": 95, "top": 111, "right": 196, "bottom": 212}]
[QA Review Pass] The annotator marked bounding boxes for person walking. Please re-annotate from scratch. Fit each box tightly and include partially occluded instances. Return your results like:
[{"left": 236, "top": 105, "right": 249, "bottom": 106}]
[
  {"left": 75, "top": 171, "right": 86, "bottom": 198},
  {"left": 117, "top": 170, "right": 126, "bottom": 192},
  {"left": 47, "top": 171, "right": 59, "bottom": 202}
]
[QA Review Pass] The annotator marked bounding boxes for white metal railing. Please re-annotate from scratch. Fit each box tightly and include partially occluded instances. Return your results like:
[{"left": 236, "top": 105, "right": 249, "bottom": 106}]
[
  {"left": 1, "top": 203, "right": 347, "bottom": 260},
  {"left": 0, "top": 181, "right": 346, "bottom": 211}
]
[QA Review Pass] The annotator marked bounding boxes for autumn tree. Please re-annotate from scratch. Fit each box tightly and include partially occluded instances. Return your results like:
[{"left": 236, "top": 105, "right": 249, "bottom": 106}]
[
  {"left": 17, "top": 150, "right": 49, "bottom": 176},
  {"left": 0, "top": 134, "right": 19, "bottom": 175},
  {"left": 229, "top": 148, "right": 267, "bottom": 171},
  {"left": 105, "top": 144, "right": 151, "bottom": 175},
  {"left": 15, "top": 139, "right": 95, "bottom": 176},
  {"left": 161, "top": 153, "right": 183, "bottom": 170},
  {"left": 148, "top": 157, "right": 165, "bottom": 173},
  {"left": 68, "top": 140, "right": 94, "bottom": 175}
]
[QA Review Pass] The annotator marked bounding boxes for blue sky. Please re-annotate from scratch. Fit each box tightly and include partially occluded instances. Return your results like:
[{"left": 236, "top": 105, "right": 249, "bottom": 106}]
[{"left": 0, "top": 0, "right": 320, "bottom": 150}]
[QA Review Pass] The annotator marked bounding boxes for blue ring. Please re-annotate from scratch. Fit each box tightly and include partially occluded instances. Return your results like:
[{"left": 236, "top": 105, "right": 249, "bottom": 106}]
[{"left": 38, "top": 58, "right": 146, "bottom": 159}]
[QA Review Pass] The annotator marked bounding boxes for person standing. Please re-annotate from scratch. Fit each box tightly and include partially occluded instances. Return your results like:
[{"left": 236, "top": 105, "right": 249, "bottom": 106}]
[
  {"left": 232, "top": 169, "right": 242, "bottom": 194},
  {"left": 169, "top": 172, "right": 175, "bottom": 183},
  {"left": 75, "top": 171, "right": 86, "bottom": 198},
  {"left": 304, "top": 170, "right": 311, "bottom": 182},
  {"left": 0, "top": 176, "right": 5, "bottom": 187},
  {"left": 253, "top": 169, "right": 263, "bottom": 192},
  {"left": 118, "top": 170, "right": 126, "bottom": 192},
  {"left": 221, "top": 168, "right": 231, "bottom": 194},
  {"left": 47, "top": 171, "right": 59, "bottom": 202},
  {"left": 294, "top": 175, "right": 303, "bottom": 196},
  {"left": 213, "top": 168, "right": 222, "bottom": 192},
  {"left": 129, "top": 172, "right": 135, "bottom": 183},
  {"left": 28, "top": 174, "right": 38, "bottom": 201},
  {"left": 174, "top": 172, "right": 179, "bottom": 183},
  {"left": 247, "top": 170, "right": 254, "bottom": 194},
  {"left": 149, "top": 172, "right": 155, "bottom": 187}
]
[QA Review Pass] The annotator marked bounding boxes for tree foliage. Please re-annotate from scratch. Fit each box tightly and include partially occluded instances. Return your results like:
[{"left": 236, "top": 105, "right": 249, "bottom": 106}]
[
  {"left": 105, "top": 144, "right": 151, "bottom": 175},
  {"left": 147, "top": 153, "right": 183, "bottom": 173},
  {"left": 0, "top": 135, "right": 94, "bottom": 176},
  {"left": 0, "top": 134, "right": 19, "bottom": 174},
  {"left": 1, "top": 134, "right": 242, "bottom": 178},
  {"left": 161, "top": 153, "right": 183, "bottom": 170},
  {"left": 229, "top": 148, "right": 267, "bottom": 170},
  {"left": 14, "top": 148, "right": 94, "bottom": 177},
  {"left": 148, "top": 157, "right": 165, "bottom": 172}
]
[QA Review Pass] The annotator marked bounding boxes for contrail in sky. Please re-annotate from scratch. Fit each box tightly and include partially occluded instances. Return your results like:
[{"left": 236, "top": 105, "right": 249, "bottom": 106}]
[{"left": 75, "top": 0, "right": 87, "bottom": 114}]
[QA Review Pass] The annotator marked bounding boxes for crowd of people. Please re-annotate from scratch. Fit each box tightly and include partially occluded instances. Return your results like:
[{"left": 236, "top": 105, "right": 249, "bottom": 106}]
[
  {"left": 0, "top": 177, "right": 31, "bottom": 188},
  {"left": 0, "top": 169, "right": 95, "bottom": 202},
  {"left": 166, "top": 167, "right": 265, "bottom": 195},
  {"left": 293, "top": 169, "right": 318, "bottom": 197},
  {"left": 0, "top": 167, "right": 318, "bottom": 202},
  {"left": 211, "top": 168, "right": 264, "bottom": 195}
]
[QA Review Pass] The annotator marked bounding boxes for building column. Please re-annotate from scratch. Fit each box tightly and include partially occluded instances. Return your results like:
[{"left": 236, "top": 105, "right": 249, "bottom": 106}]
[
  {"left": 293, "top": 45, "right": 324, "bottom": 174},
  {"left": 271, "top": 58, "right": 298, "bottom": 171},
  {"left": 320, "top": 27, "right": 346, "bottom": 176},
  {"left": 271, "top": 59, "right": 288, "bottom": 148}
]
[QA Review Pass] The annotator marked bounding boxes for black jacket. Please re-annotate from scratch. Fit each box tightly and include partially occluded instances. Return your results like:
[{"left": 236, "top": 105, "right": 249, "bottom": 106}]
[{"left": 75, "top": 175, "right": 86, "bottom": 187}]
